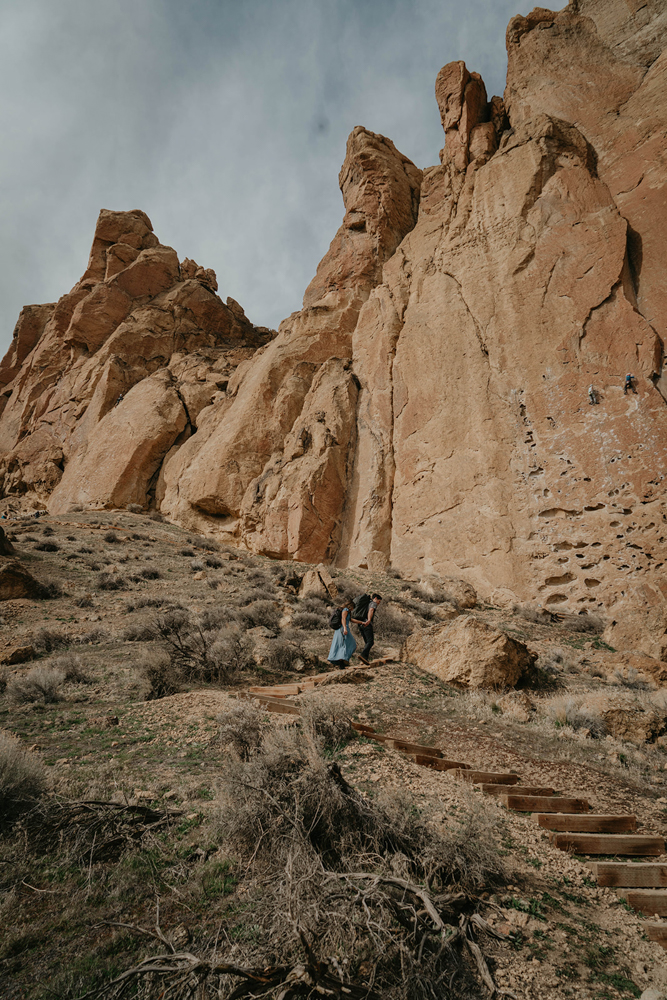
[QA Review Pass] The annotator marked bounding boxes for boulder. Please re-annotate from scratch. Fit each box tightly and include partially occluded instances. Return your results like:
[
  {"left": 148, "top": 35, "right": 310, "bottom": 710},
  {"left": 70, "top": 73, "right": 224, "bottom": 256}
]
[
  {"left": 442, "top": 579, "right": 477, "bottom": 609},
  {"left": 602, "top": 706, "right": 666, "bottom": 744},
  {"left": 0, "top": 644, "right": 35, "bottom": 665},
  {"left": 298, "top": 566, "right": 338, "bottom": 600},
  {"left": 607, "top": 652, "right": 667, "bottom": 687},
  {"left": 0, "top": 526, "right": 15, "bottom": 556},
  {"left": 0, "top": 559, "right": 46, "bottom": 601},
  {"left": 402, "top": 616, "right": 536, "bottom": 689}
]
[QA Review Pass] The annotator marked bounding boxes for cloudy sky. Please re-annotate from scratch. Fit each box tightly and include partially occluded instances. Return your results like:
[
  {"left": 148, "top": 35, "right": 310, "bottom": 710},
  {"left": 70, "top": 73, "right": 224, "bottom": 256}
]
[{"left": 0, "top": 0, "right": 534, "bottom": 356}]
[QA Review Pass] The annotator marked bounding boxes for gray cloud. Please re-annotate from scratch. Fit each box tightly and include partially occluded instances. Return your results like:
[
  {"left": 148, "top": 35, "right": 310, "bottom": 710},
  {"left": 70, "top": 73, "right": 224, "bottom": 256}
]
[{"left": 0, "top": 0, "right": 533, "bottom": 355}]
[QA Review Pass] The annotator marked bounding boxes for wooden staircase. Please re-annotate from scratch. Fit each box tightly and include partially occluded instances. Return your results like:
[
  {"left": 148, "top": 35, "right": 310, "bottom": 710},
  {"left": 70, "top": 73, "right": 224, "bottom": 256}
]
[{"left": 240, "top": 674, "right": 667, "bottom": 949}]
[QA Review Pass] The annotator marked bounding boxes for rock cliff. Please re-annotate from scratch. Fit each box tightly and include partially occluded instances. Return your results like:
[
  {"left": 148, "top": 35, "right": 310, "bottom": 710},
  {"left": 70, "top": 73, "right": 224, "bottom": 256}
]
[{"left": 1, "top": 0, "right": 666, "bottom": 656}]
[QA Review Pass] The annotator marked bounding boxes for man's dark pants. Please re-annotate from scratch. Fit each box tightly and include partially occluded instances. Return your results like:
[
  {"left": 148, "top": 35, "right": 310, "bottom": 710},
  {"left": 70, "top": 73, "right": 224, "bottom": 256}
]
[{"left": 358, "top": 623, "right": 374, "bottom": 661}]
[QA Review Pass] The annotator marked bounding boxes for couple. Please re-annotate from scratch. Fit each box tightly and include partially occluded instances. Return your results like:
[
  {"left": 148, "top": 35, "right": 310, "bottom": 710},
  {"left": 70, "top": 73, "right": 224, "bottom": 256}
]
[{"left": 328, "top": 593, "right": 382, "bottom": 667}]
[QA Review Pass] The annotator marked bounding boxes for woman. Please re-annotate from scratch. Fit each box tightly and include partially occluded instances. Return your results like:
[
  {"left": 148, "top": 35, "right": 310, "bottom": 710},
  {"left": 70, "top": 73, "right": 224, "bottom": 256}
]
[{"left": 327, "top": 599, "right": 357, "bottom": 667}]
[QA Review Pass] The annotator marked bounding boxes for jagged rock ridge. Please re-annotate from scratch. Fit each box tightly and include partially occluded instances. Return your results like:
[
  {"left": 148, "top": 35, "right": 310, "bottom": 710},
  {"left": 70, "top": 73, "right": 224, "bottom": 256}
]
[{"left": 1, "top": 0, "right": 666, "bottom": 659}]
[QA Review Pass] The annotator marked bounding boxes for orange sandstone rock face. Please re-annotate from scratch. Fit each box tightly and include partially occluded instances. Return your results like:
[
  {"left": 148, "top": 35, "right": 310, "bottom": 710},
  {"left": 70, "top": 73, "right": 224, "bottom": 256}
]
[
  {"left": 0, "top": 209, "right": 272, "bottom": 507},
  {"left": 1, "top": 3, "right": 667, "bottom": 655},
  {"left": 158, "top": 127, "right": 422, "bottom": 547}
]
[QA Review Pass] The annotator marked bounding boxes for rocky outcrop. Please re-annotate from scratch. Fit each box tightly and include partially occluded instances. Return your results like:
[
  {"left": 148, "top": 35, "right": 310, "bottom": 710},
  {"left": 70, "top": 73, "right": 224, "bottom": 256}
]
[
  {"left": 159, "top": 128, "right": 422, "bottom": 549},
  {"left": 0, "top": 209, "right": 272, "bottom": 509},
  {"left": 403, "top": 616, "right": 536, "bottom": 689},
  {"left": 1, "top": 2, "right": 666, "bottom": 647}
]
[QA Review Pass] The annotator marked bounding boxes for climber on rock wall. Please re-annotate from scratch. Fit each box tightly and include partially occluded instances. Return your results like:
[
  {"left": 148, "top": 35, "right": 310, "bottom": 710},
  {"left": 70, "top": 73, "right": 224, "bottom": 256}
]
[
  {"left": 623, "top": 374, "right": 637, "bottom": 395},
  {"left": 588, "top": 385, "right": 597, "bottom": 404}
]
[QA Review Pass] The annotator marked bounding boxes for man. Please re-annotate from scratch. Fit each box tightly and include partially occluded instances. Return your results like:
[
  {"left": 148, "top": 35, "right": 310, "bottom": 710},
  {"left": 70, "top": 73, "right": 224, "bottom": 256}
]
[
  {"left": 588, "top": 385, "right": 597, "bottom": 405},
  {"left": 356, "top": 593, "right": 382, "bottom": 665},
  {"left": 623, "top": 373, "right": 637, "bottom": 395}
]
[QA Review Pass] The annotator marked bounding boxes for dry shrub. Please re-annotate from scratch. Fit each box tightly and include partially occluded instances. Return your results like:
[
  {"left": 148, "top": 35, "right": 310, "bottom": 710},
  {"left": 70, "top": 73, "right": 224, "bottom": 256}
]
[
  {"left": 7, "top": 666, "right": 65, "bottom": 705},
  {"left": 393, "top": 593, "right": 436, "bottom": 620},
  {"left": 217, "top": 702, "right": 267, "bottom": 759},
  {"left": 126, "top": 502, "right": 143, "bottom": 513},
  {"left": 122, "top": 623, "right": 155, "bottom": 642},
  {"left": 243, "top": 600, "right": 281, "bottom": 631},
  {"left": 152, "top": 609, "right": 254, "bottom": 683},
  {"left": 264, "top": 638, "right": 309, "bottom": 672},
  {"left": 377, "top": 603, "right": 414, "bottom": 641},
  {"left": 77, "top": 627, "right": 109, "bottom": 645},
  {"left": 299, "top": 595, "right": 330, "bottom": 614},
  {"left": 612, "top": 666, "right": 649, "bottom": 690},
  {"left": 237, "top": 585, "right": 277, "bottom": 604},
  {"left": 34, "top": 540, "right": 59, "bottom": 552},
  {"left": 32, "top": 627, "right": 69, "bottom": 654},
  {"left": 0, "top": 731, "right": 47, "bottom": 824},
  {"left": 135, "top": 566, "right": 161, "bottom": 580},
  {"left": 50, "top": 652, "right": 89, "bottom": 683},
  {"left": 74, "top": 594, "right": 94, "bottom": 608},
  {"left": 291, "top": 611, "right": 324, "bottom": 631},
  {"left": 213, "top": 726, "right": 507, "bottom": 1000},
  {"left": 536, "top": 647, "right": 580, "bottom": 675},
  {"left": 555, "top": 611, "right": 605, "bottom": 634},
  {"left": 97, "top": 571, "right": 127, "bottom": 591},
  {"left": 36, "top": 579, "right": 64, "bottom": 599},
  {"left": 126, "top": 596, "right": 181, "bottom": 612},
  {"left": 190, "top": 559, "right": 204, "bottom": 572},
  {"left": 298, "top": 691, "right": 354, "bottom": 749},
  {"left": 545, "top": 695, "right": 607, "bottom": 738},
  {"left": 205, "top": 554, "right": 224, "bottom": 568},
  {"left": 137, "top": 649, "right": 181, "bottom": 700},
  {"left": 180, "top": 547, "right": 195, "bottom": 556},
  {"left": 103, "top": 530, "right": 119, "bottom": 543}
]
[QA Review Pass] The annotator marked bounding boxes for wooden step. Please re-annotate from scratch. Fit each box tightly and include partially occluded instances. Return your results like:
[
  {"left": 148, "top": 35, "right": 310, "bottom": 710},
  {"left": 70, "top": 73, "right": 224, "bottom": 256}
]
[
  {"left": 244, "top": 694, "right": 300, "bottom": 716},
  {"left": 480, "top": 784, "right": 555, "bottom": 798},
  {"left": 621, "top": 890, "right": 667, "bottom": 917},
  {"left": 247, "top": 686, "right": 300, "bottom": 698},
  {"left": 587, "top": 862, "right": 667, "bottom": 888},
  {"left": 643, "top": 921, "right": 667, "bottom": 950},
  {"left": 502, "top": 795, "right": 590, "bottom": 814},
  {"left": 404, "top": 754, "right": 469, "bottom": 771},
  {"left": 452, "top": 770, "right": 520, "bottom": 785},
  {"left": 534, "top": 814, "right": 636, "bottom": 833},
  {"left": 368, "top": 735, "right": 443, "bottom": 757},
  {"left": 549, "top": 833, "right": 665, "bottom": 856},
  {"left": 351, "top": 722, "right": 376, "bottom": 734}
]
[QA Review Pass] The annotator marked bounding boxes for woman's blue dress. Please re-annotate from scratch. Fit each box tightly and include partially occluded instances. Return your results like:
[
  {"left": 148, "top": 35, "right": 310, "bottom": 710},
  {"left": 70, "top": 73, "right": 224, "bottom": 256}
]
[{"left": 328, "top": 617, "right": 357, "bottom": 664}]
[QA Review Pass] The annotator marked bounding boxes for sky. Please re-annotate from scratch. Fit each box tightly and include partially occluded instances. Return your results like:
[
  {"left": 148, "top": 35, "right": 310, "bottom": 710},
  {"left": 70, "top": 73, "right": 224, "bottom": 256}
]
[{"left": 0, "top": 0, "right": 535, "bottom": 356}]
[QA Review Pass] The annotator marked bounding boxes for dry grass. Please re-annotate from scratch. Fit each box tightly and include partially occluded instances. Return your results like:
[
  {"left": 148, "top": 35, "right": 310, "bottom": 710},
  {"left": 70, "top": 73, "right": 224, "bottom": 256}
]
[
  {"left": 0, "top": 731, "right": 47, "bottom": 824},
  {"left": 539, "top": 694, "right": 607, "bottom": 738}
]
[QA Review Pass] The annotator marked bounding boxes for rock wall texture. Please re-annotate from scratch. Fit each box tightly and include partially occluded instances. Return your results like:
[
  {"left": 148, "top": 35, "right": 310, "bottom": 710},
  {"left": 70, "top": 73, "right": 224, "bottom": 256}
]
[{"left": 1, "top": 0, "right": 666, "bottom": 655}]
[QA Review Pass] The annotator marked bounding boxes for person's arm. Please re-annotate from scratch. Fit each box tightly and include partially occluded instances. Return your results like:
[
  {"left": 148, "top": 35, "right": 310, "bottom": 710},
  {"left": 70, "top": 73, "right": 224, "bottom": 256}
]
[
  {"left": 364, "top": 603, "right": 376, "bottom": 627},
  {"left": 342, "top": 608, "right": 349, "bottom": 635}
]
